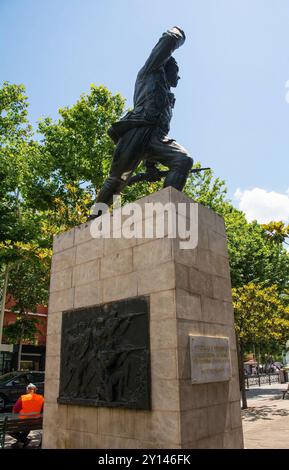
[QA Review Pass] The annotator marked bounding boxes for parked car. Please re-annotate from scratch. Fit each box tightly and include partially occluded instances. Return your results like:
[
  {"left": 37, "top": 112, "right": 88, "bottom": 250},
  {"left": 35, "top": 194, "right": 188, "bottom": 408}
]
[{"left": 0, "top": 371, "right": 45, "bottom": 412}]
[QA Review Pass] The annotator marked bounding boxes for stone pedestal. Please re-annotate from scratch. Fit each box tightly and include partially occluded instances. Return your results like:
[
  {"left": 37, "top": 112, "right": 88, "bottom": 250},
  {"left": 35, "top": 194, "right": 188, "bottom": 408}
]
[{"left": 43, "top": 187, "right": 243, "bottom": 449}]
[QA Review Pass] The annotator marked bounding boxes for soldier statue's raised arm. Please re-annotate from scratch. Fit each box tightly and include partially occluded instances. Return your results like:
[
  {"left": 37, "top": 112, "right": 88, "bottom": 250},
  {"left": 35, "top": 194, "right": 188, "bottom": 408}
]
[{"left": 94, "top": 26, "right": 193, "bottom": 213}]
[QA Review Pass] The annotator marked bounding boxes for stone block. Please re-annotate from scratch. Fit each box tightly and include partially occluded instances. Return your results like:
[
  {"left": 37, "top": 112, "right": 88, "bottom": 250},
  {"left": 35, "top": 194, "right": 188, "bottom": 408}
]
[
  {"left": 230, "top": 401, "right": 243, "bottom": 430},
  {"left": 207, "top": 382, "right": 230, "bottom": 406},
  {"left": 74, "top": 221, "right": 93, "bottom": 245},
  {"left": 53, "top": 228, "right": 75, "bottom": 253},
  {"left": 45, "top": 333, "right": 61, "bottom": 358},
  {"left": 198, "top": 204, "right": 217, "bottom": 230},
  {"left": 42, "top": 426, "right": 58, "bottom": 449},
  {"left": 150, "top": 290, "right": 176, "bottom": 320},
  {"left": 202, "top": 323, "right": 236, "bottom": 352},
  {"left": 201, "top": 297, "right": 234, "bottom": 325},
  {"left": 43, "top": 403, "right": 67, "bottom": 431},
  {"left": 198, "top": 224, "right": 209, "bottom": 249},
  {"left": 81, "top": 432, "right": 101, "bottom": 449},
  {"left": 179, "top": 381, "right": 208, "bottom": 410},
  {"left": 136, "top": 186, "right": 172, "bottom": 208},
  {"left": 102, "top": 272, "right": 137, "bottom": 303},
  {"left": 212, "top": 276, "right": 232, "bottom": 302},
  {"left": 65, "top": 430, "right": 85, "bottom": 449},
  {"left": 67, "top": 406, "right": 98, "bottom": 434},
  {"left": 137, "top": 261, "right": 175, "bottom": 295},
  {"left": 189, "top": 267, "right": 214, "bottom": 297},
  {"left": 48, "top": 288, "right": 74, "bottom": 314},
  {"left": 150, "top": 319, "right": 177, "bottom": 350},
  {"left": 207, "top": 404, "right": 231, "bottom": 435},
  {"left": 215, "top": 214, "right": 226, "bottom": 235},
  {"left": 44, "top": 378, "right": 59, "bottom": 404},
  {"left": 151, "top": 348, "right": 178, "bottom": 380},
  {"left": 133, "top": 238, "right": 172, "bottom": 271},
  {"left": 175, "top": 263, "right": 190, "bottom": 291},
  {"left": 197, "top": 249, "right": 230, "bottom": 279},
  {"left": 208, "top": 230, "right": 228, "bottom": 257},
  {"left": 151, "top": 379, "right": 180, "bottom": 411},
  {"left": 177, "top": 346, "right": 191, "bottom": 380},
  {"left": 140, "top": 441, "right": 182, "bottom": 449},
  {"left": 72, "top": 259, "right": 99, "bottom": 287},
  {"left": 177, "top": 320, "right": 204, "bottom": 350},
  {"left": 51, "top": 247, "right": 76, "bottom": 273},
  {"left": 50, "top": 268, "right": 72, "bottom": 293},
  {"left": 46, "top": 311, "right": 62, "bottom": 336},
  {"left": 135, "top": 215, "right": 176, "bottom": 244},
  {"left": 74, "top": 281, "right": 102, "bottom": 308},
  {"left": 96, "top": 435, "right": 139, "bottom": 449},
  {"left": 229, "top": 376, "right": 242, "bottom": 402},
  {"left": 176, "top": 289, "right": 202, "bottom": 321},
  {"left": 45, "top": 354, "right": 60, "bottom": 380},
  {"left": 180, "top": 408, "right": 208, "bottom": 443},
  {"left": 100, "top": 248, "right": 133, "bottom": 279},
  {"left": 195, "top": 434, "right": 224, "bottom": 449},
  {"left": 223, "top": 428, "right": 244, "bottom": 449},
  {"left": 104, "top": 233, "right": 137, "bottom": 255},
  {"left": 75, "top": 238, "right": 103, "bottom": 265},
  {"left": 98, "top": 408, "right": 135, "bottom": 438},
  {"left": 169, "top": 186, "right": 195, "bottom": 206},
  {"left": 173, "top": 238, "right": 198, "bottom": 267},
  {"left": 134, "top": 410, "right": 180, "bottom": 445}
]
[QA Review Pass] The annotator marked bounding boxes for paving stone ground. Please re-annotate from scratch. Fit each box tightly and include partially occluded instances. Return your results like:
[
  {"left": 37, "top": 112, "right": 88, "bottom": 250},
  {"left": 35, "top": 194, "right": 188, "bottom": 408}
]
[
  {"left": 4, "top": 430, "right": 42, "bottom": 449},
  {"left": 242, "top": 383, "right": 289, "bottom": 449}
]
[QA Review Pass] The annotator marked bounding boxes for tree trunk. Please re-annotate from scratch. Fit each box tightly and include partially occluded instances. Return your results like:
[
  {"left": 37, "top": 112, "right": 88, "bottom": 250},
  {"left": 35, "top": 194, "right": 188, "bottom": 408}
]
[
  {"left": 0, "top": 265, "right": 10, "bottom": 346},
  {"left": 17, "top": 323, "right": 24, "bottom": 371},
  {"left": 236, "top": 335, "right": 247, "bottom": 409}
]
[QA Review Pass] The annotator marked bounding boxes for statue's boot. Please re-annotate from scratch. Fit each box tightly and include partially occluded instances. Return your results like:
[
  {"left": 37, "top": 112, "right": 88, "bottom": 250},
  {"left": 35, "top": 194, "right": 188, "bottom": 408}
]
[
  {"left": 163, "top": 156, "right": 193, "bottom": 191},
  {"left": 88, "top": 176, "right": 125, "bottom": 220}
]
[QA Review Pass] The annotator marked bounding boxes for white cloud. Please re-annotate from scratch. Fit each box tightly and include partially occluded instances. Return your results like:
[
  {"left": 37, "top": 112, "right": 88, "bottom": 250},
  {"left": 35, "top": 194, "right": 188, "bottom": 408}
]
[{"left": 234, "top": 187, "right": 289, "bottom": 224}]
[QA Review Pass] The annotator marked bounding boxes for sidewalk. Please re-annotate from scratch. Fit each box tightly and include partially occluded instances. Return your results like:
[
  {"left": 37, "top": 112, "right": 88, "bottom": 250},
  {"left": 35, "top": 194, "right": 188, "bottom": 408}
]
[
  {"left": 242, "top": 383, "right": 289, "bottom": 449},
  {"left": 4, "top": 430, "right": 42, "bottom": 448}
]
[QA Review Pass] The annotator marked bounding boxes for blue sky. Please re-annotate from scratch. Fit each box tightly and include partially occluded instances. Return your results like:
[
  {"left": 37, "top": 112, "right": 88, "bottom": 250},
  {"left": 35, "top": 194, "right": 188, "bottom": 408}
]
[{"left": 1, "top": 0, "right": 289, "bottom": 221}]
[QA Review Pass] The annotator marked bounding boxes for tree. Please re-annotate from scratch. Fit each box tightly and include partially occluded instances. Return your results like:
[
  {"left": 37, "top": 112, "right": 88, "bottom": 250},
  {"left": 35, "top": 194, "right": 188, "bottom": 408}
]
[
  {"left": 219, "top": 205, "right": 289, "bottom": 290},
  {"left": 262, "top": 221, "right": 289, "bottom": 247},
  {"left": 233, "top": 283, "right": 289, "bottom": 408},
  {"left": 0, "top": 82, "right": 53, "bottom": 352},
  {"left": 0, "top": 82, "right": 36, "bottom": 245},
  {"left": 3, "top": 250, "right": 50, "bottom": 369},
  {"left": 3, "top": 317, "right": 41, "bottom": 370},
  {"left": 27, "top": 85, "right": 125, "bottom": 227}
]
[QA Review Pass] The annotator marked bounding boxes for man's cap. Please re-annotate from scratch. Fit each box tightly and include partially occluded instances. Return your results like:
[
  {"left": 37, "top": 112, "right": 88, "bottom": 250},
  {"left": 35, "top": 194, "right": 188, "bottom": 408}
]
[{"left": 26, "top": 383, "right": 37, "bottom": 390}]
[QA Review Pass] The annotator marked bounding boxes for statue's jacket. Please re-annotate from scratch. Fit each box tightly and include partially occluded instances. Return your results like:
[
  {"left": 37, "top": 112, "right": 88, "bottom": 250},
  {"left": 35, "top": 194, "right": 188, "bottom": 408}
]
[{"left": 108, "top": 27, "right": 185, "bottom": 145}]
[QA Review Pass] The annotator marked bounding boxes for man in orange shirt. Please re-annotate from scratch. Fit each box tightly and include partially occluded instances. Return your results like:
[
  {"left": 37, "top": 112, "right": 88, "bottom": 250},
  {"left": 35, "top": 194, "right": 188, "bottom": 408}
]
[{"left": 10, "top": 383, "right": 44, "bottom": 448}]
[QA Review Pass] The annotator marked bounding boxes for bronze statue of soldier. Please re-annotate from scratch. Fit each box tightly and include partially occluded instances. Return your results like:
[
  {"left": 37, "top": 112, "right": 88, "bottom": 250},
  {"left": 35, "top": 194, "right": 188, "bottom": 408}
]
[{"left": 93, "top": 26, "right": 193, "bottom": 214}]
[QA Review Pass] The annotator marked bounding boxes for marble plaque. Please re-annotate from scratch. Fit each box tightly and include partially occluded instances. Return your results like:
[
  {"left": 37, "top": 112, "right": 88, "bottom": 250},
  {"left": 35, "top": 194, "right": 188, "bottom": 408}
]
[{"left": 189, "top": 335, "right": 232, "bottom": 384}]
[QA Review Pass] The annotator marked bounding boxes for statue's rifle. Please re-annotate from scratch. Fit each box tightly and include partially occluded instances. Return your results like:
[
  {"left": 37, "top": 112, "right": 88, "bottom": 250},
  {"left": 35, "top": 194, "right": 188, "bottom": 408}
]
[{"left": 127, "top": 167, "right": 211, "bottom": 186}]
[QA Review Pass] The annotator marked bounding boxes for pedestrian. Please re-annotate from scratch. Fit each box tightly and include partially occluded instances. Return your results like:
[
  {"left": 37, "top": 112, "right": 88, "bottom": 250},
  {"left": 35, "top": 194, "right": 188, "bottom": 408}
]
[{"left": 10, "top": 383, "right": 44, "bottom": 448}]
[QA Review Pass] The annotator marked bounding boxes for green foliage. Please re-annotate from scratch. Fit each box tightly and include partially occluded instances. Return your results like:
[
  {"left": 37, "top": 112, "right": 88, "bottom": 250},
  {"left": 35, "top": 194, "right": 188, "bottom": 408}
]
[
  {"left": 8, "top": 253, "right": 50, "bottom": 314},
  {"left": 0, "top": 82, "right": 36, "bottom": 247},
  {"left": 222, "top": 205, "right": 289, "bottom": 289},
  {"left": 3, "top": 316, "right": 40, "bottom": 345},
  {"left": 0, "top": 82, "right": 51, "bottom": 330},
  {"left": 262, "top": 221, "right": 289, "bottom": 246},
  {"left": 33, "top": 85, "right": 125, "bottom": 211},
  {"left": 233, "top": 283, "right": 289, "bottom": 347},
  {"left": 185, "top": 165, "right": 228, "bottom": 213}
]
